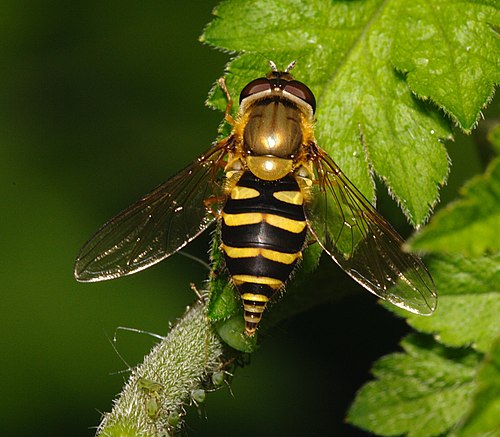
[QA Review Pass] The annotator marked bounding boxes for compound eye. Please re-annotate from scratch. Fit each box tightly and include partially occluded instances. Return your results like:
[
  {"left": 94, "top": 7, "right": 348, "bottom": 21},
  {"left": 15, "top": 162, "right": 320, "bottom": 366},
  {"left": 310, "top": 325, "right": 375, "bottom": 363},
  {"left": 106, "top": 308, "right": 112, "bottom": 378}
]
[
  {"left": 284, "top": 80, "right": 316, "bottom": 112},
  {"left": 239, "top": 78, "right": 271, "bottom": 103}
]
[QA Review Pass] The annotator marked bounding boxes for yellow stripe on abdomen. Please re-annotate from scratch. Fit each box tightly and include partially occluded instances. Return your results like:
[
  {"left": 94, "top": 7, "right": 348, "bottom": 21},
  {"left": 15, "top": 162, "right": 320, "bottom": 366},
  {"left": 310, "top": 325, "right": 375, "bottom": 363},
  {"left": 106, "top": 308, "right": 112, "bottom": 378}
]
[
  {"left": 260, "top": 247, "right": 301, "bottom": 263},
  {"left": 264, "top": 214, "right": 306, "bottom": 233},
  {"left": 222, "top": 212, "right": 306, "bottom": 233},
  {"left": 232, "top": 274, "right": 283, "bottom": 288},
  {"left": 230, "top": 186, "right": 260, "bottom": 200},
  {"left": 273, "top": 190, "right": 304, "bottom": 205},
  {"left": 221, "top": 244, "right": 301, "bottom": 264},
  {"left": 222, "top": 212, "right": 263, "bottom": 226},
  {"left": 240, "top": 293, "right": 269, "bottom": 303}
]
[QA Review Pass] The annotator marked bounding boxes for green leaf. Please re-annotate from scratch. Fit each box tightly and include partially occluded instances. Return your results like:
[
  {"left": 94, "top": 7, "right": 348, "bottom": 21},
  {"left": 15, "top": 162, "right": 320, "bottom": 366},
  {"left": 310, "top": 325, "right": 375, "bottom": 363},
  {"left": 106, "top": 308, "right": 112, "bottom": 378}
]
[
  {"left": 455, "top": 335, "right": 500, "bottom": 437},
  {"left": 410, "top": 157, "right": 500, "bottom": 256},
  {"left": 391, "top": 1, "right": 500, "bottom": 132},
  {"left": 387, "top": 253, "right": 500, "bottom": 353},
  {"left": 214, "top": 315, "right": 257, "bottom": 353},
  {"left": 348, "top": 334, "right": 480, "bottom": 437},
  {"left": 202, "top": 0, "right": 452, "bottom": 226}
]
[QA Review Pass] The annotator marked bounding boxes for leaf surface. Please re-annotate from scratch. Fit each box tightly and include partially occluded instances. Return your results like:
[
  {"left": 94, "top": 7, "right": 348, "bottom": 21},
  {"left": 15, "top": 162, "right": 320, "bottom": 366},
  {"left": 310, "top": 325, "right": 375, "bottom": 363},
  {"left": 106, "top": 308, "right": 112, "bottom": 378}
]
[
  {"left": 202, "top": 0, "right": 455, "bottom": 225},
  {"left": 391, "top": 0, "right": 500, "bottom": 131},
  {"left": 387, "top": 254, "right": 500, "bottom": 353},
  {"left": 455, "top": 336, "right": 500, "bottom": 436},
  {"left": 348, "top": 335, "right": 480, "bottom": 437}
]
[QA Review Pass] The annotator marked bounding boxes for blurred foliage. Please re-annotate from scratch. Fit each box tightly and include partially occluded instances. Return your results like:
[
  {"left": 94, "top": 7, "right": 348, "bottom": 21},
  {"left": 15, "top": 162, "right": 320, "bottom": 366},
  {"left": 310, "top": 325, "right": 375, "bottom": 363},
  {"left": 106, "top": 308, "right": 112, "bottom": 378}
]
[
  {"left": 411, "top": 158, "right": 500, "bottom": 256},
  {"left": 0, "top": 1, "right": 226, "bottom": 436},
  {"left": 0, "top": 1, "right": 497, "bottom": 437}
]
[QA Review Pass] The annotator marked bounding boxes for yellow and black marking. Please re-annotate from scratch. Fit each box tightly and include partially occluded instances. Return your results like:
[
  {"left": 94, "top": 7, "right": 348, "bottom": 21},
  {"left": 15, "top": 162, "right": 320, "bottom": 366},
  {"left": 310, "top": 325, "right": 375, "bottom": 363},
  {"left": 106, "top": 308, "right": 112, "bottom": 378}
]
[{"left": 221, "top": 171, "right": 307, "bottom": 335}]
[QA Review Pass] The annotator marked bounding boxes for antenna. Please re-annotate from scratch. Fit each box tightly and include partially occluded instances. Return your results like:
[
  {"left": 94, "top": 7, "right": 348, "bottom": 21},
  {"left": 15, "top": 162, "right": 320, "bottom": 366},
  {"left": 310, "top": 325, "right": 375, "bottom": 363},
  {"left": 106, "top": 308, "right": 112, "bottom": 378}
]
[
  {"left": 285, "top": 60, "right": 297, "bottom": 73},
  {"left": 269, "top": 60, "right": 297, "bottom": 73}
]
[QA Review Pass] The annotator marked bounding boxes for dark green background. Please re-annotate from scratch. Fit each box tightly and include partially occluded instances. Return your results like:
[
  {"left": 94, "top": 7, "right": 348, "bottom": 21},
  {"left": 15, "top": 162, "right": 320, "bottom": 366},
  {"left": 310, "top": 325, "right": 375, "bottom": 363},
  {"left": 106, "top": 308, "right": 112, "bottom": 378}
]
[{"left": 1, "top": 1, "right": 486, "bottom": 436}]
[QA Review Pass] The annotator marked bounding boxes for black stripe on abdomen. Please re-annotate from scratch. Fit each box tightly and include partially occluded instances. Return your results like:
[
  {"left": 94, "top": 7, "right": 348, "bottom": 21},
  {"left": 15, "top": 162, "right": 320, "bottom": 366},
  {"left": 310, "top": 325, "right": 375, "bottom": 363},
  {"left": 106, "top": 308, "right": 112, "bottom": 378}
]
[
  {"left": 222, "top": 221, "right": 306, "bottom": 253},
  {"left": 223, "top": 172, "right": 304, "bottom": 220},
  {"left": 224, "top": 254, "right": 295, "bottom": 283}
]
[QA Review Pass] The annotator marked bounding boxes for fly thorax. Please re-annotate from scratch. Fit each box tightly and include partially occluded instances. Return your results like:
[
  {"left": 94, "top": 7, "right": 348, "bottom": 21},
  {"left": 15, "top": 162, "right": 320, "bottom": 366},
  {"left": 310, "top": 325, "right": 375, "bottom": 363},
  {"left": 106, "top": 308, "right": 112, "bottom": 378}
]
[
  {"left": 242, "top": 101, "right": 303, "bottom": 181},
  {"left": 243, "top": 101, "right": 303, "bottom": 158}
]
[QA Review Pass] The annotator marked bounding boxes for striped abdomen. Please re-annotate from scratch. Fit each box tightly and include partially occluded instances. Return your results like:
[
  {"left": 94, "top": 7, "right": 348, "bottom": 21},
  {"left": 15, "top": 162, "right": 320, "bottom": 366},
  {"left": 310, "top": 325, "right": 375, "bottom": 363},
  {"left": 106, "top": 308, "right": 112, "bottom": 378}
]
[{"left": 221, "top": 171, "right": 307, "bottom": 335}]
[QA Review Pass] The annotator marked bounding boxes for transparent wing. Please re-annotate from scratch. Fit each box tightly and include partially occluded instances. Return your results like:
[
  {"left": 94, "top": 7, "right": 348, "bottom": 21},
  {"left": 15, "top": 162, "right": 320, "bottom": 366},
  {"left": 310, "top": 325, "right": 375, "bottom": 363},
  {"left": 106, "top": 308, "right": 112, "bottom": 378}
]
[
  {"left": 74, "top": 145, "right": 227, "bottom": 282},
  {"left": 305, "top": 147, "right": 437, "bottom": 314}
]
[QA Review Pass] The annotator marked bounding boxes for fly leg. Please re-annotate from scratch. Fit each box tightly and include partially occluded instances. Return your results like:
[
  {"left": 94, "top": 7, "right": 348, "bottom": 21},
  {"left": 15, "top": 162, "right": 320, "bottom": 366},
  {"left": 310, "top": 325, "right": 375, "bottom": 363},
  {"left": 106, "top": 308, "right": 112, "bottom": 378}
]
[
  {"left": 204, "top": 195, "right": 225, "bottom": 219},
  {"left": 218, "top": 77, "right": 236, "bottom": 126}
]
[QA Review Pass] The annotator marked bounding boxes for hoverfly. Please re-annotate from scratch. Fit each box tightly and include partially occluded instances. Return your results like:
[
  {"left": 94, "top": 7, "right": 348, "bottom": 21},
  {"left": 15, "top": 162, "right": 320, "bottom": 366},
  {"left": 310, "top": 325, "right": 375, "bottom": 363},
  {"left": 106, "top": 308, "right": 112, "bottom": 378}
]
[{"left": 75, "top": 61, "right": 437, "bottom": 336}]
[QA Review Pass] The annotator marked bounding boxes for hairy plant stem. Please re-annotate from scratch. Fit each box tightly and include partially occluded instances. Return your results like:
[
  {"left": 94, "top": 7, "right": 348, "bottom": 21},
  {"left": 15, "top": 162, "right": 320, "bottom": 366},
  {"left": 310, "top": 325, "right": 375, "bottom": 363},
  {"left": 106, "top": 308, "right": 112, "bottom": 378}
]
[{"left": 97, "top": 299, "right": 225, "bottom": 437}]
